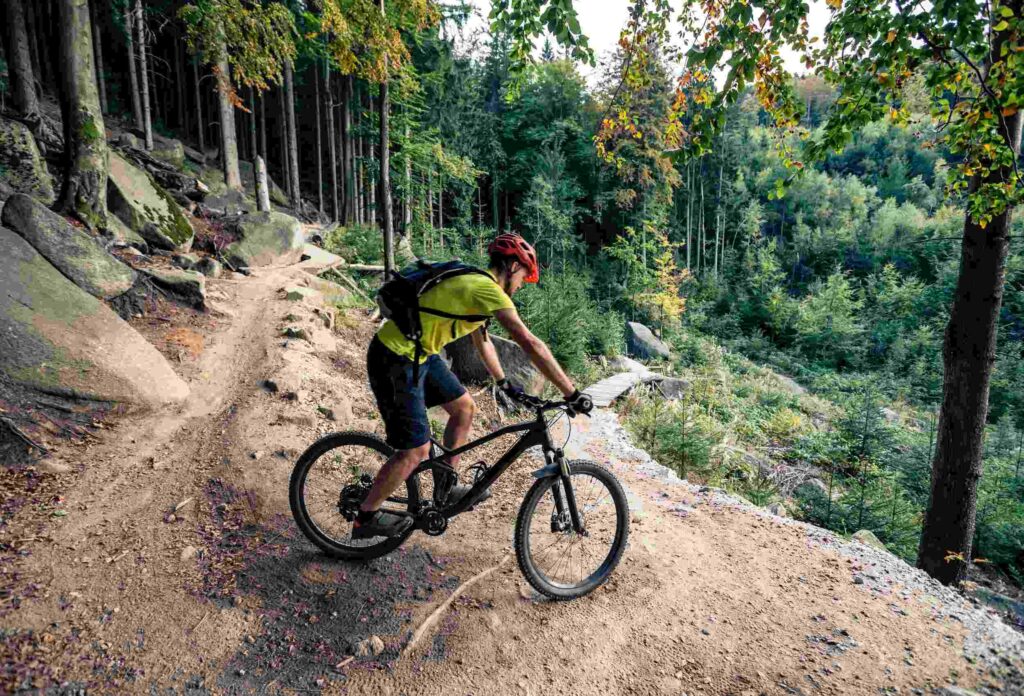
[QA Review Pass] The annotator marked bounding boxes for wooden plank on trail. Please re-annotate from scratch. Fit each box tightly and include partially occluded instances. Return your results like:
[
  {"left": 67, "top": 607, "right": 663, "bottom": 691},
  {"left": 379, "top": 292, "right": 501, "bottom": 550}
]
[{"left": 586, "top": 372, "right": 647, "bottom": 408}]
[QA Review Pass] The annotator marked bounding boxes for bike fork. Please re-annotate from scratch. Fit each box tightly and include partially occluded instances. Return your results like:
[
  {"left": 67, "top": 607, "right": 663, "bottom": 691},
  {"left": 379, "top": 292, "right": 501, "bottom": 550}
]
[{"left": 552, "top": 456, "right": 586, "bottom": 535}]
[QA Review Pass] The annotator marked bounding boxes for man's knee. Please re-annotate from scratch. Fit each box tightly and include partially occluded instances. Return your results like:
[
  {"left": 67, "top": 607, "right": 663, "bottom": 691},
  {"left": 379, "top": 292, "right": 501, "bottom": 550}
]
[
  {"left": 451, "top": 393, "right": 475, "bottom": 422},
  {"left": 395, "top": 442, "right": 431, "bottom": 476}
]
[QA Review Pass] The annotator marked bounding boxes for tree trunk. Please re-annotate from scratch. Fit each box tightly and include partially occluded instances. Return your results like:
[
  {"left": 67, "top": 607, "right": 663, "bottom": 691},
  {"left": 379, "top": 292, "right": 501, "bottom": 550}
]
[
  {"left": 192, "top": 58, "right": 205, "bottom": 153},
  {"left": 248, "top": 86, "right": 258, "bottom": 196},
  {"left": 917, "top": 112, "right": 1024, "bottom": 585},
  {"left": 124, "top": 4, "right": 143, "bottom": 132},
  {"left": 354, "top": 85, "right": 363, "bottom": 225},
  {"left": 344, "top": 76, "right": 355, "bottom": 224},
  {"left": 404, "top": 122, "right": 413, "bottom": 232},
  {"left": 314, "top": 64, "right": 324, "bottom": 216},
  {"left": 325, "top": 64, "right": 339, "bottom": 221},
  {"left": 369, "top": 95, "right": 377, "bottom": 225},
  {"left": 259, "top": 91, "right": 267, "bottom": 159},
  {"left": 279, "top": 85, "right": 290, "bottom": 201},
  {"left": 36, "top": 1, "right": 56, "bottom": 96},
  {"left": 492, "top": 175, "right": 499, "bottom": 231},
  {"left": 135, "top": 0, "right": 152, "bottom": 149},
  {"left": 2, "top": 0, "right": 40, "bottom": 116},
  {"left": 24, "top": 0, "right": 43, "bottom": 101},
  {"left": 88, "top": 0, "right": 106, "bottom": 114},
  {"left": 284, "top": 59, "right": 301, "bottom": 210},
  {"left": 56, "top": 0, "right": 108, "bottom": 230},
  {"left": 379, "top": 0, "right": 394, "bottom": 274},
  {"left": 255, "top": 155, "right": 271, "bottom": 212},
  {"left": 175, "top": 35, "right": 185, "bottom": 130},
  {"left": 686, "top": 163, "right": 692, "bottom": 271},
  {"left": 428, "top": 169, "right": 434, "bottom": 229},
  {"left": 215, "top": 34, "right": 241, "bottom": 191}
]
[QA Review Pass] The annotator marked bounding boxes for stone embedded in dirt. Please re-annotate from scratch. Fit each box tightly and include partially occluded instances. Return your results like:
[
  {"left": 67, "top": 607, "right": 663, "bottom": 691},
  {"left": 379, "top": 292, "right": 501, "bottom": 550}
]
[
  {"left": 193, "top": 257, "right": 222, "bottom": 278},
  {"left": 626, "top": 322, "right": 672, "bottom": 361},
  {"left": 0, "top": 116, "right": 55, "bottom": 204},
  {"left": 107, "top": 151, "right": 195, "bottom": 251},
  {"left": 767, "top": 502, "right": 789, "bottom": 518},
  {"left": 249, "top": 451, "right": 263, "bottom": 460},
  {"left": 314, "top": 306, "right": 335, "bottom": 330},
  {"left": 144, "top": 268, "right": 206, "bottom": 310},
  {"left": 282, "top": 326, "right": 310, "bottom": 341},
  {"left": 0, "top": 228, "right": 189, "bottom": 409},
  {"left": 36, "top": 459, "right": 72, "bottom": 475},
  {"left": 172, "top": 253, "right": 199, "bottom": 270},
  {"left": 283, "top": 286, "right": 320, "bottom": 302},
  {"left": 851, "top": 529, "right": 889, "bottom": 553},
  {"left": 319, "top": 400, "right": 353, "bottom": 422},
  {"left": 180, "top": 545, "right": 198, "bottom": 562},
  {"left": 2, "top": 194, "right": 136, "bottom": 300},
  {"left": 279, "top": 413, "right": 316, "bottom": 428},
  {"left": 222, "top": 211, "right": 305, "bottom": 268},
  {"left": 353, "top": 635, "right": 385, "bottom": 658}
]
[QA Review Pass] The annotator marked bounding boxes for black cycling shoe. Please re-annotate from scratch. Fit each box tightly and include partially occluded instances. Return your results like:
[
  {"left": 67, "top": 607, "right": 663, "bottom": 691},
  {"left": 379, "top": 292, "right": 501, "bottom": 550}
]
[{"left": 351, "top": 510, "right": 413, "bottom": 539}]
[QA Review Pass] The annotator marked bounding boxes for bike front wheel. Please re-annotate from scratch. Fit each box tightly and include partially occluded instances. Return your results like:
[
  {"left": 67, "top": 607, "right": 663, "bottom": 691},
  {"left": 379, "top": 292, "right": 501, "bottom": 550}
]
[
  {"left": 289, "top": 431, "right": 418, "bottom": 561},
  {"left": 514, "top": 460, "right": 629, "bottom": 600}
]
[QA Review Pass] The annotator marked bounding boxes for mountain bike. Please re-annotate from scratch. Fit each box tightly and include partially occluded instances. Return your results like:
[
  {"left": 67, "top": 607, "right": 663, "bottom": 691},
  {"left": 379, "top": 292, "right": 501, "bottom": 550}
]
[{"left": 289, "top": 396, "right": 630, "bottom": 600}]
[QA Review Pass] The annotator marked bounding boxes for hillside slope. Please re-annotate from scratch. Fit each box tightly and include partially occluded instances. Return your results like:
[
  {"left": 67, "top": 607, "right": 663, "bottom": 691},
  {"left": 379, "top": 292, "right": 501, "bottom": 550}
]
[{"left": 1, "top": 258, "right": 1021, "bottom": 695}]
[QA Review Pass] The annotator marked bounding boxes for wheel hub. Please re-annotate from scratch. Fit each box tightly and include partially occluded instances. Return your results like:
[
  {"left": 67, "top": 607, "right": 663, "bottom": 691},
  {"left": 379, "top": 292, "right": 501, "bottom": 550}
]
[
  {"left": 338, "top": 474, "right": 374, "bottom": 521},
  {"left": 421, "top": 508, "right": 448, "bottom": 536}
]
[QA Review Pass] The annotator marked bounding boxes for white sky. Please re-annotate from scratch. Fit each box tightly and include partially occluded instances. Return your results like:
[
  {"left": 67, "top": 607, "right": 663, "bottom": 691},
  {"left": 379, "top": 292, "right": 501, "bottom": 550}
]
[{"left": 453, "top": 0, "right": 833, "bottom": 87}]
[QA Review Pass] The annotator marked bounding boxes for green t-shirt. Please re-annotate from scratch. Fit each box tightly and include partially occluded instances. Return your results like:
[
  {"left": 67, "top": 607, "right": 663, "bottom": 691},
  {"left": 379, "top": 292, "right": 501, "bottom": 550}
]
[{"left": 376, "top": 271, "right": 515, "bottom": 362}]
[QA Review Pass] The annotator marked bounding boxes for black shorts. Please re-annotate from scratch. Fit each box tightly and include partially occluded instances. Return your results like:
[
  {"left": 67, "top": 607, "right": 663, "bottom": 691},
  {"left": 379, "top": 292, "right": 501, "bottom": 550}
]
[{"left": 367, "top": 336, "right": 467, "bottom": 450}]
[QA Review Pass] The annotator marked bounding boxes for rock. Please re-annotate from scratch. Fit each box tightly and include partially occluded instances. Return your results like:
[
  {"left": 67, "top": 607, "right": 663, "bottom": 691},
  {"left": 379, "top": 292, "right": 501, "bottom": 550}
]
[
  {"left": 203, "top": 188, "right": 256, "bottom": 215},
  {"left": 353, "top": 635, "right": 385, "bottom": 658},
  {"left": 180, "top": 545, "right": 198, "bottom": 562},
  {"left": 107, "top": 151, "right": 195, "bottom": 251},
  {"left": 314, "top": 307, "right": 335, "bottom": 330},
  {"left": 851, "top": 529, "right": 888, "bottom": 552},
  {"left": 0, "top": 117, "right": 55, "bottom": 204},
  {"left": 626, "top": 322, "right": 671, "bottom": 360},
  {"left": 936, "top": 688, "right": 984, "bottom": 696},
  {"left": 193, "top": 257, "right": 222, "bottom": 278},
  {"left": 279, "top": 412, "right": 316, "bottom": 428},
  {"left": 144, "top": 268, "right": 206, "bottom": 309},
  {"left": 37, "top": 459, "right": 73, "bottom": 475},
  {"left": 238, "top": 160, "right": 289, "bottom": 207},
  {"left": 282, "top": 326, "right": 310, "bottom": 341},
  {"left": 880, "top": 407, "right": 900, "bottom": 424},
  {"left": 172, "top": 253, "right": 199, "bottom": 270},
  {"left": 299, "top": 243, "right": 344, "bottom": 269},
  {"left": 1, "top": 194, "right": 136, "bottom": 300},
  {"left": 151, "top": 136, "right": 185, "bottom": 169},
  {"left": 649, "top": 376, "right": 690, "bottom": 400},
  {"left": 320, "top": 400, "right": 353, "bottom": 422},
  {"left": 445, "top": 333, "right": 544, "bottom": 393},
  {"left": 107, "top": 214, "right": 149, "bottom": 252},
  {"left": 396, "top": 234, "right": 417, "bottom": 267},
  {"left": 965, "top": 586, "right": 1024, "bottom": 628},
  {"left": 284, "top": 286, "right": 320, "bottom": 302},
  {"left": 767, "top": 502, "right": 788, "bottom": 517},
  {"left": 115, "top": 132, "right": 142, "bottom": 149},
  {"left": 222, "top": 211, "right": 304, "bottom": 269},
  {"left": 0, "top": 228, "right": 189, "bottom": 408},
  {"left": 183, "top": 144, "right": 205, "bottom": 165},
  {"left": 261, "top": 379, "right": 280, "bottom": 393}
]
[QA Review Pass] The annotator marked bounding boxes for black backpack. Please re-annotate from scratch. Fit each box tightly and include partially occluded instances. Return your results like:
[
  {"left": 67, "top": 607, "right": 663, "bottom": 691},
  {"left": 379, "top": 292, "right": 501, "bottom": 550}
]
[{"left": 376, "top": 260, "right": 495, "bottom": 378}]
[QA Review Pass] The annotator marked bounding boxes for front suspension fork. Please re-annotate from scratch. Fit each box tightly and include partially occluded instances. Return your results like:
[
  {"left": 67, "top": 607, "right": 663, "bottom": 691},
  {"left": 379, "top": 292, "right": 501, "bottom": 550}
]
[{"left": 551, "top": 455, "right": 586, "bottom": 535}]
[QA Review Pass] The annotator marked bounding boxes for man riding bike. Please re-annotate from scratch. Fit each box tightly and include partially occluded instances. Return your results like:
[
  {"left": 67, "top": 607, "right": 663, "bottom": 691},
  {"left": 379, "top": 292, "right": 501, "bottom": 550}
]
[{"left": 354, "top": 234, "right": 592, "bottom": 539}]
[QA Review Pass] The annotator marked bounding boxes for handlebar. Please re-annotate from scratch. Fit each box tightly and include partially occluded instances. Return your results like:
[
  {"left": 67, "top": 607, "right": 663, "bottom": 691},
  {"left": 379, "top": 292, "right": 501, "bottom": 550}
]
[{"left": 506, "top": 392, "right": 593, "bottom": 417}]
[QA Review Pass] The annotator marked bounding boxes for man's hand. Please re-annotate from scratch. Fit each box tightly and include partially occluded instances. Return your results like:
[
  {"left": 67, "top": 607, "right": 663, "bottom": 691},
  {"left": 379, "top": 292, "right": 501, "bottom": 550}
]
[{"left": 565, "top": 390, "right": 594, "bottom": 417}]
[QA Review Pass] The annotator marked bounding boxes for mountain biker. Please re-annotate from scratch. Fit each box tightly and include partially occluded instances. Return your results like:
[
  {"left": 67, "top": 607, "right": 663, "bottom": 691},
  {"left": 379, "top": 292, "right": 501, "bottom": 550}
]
[{"left": 354, "top": 234, "right": 592, "bottom": 539}]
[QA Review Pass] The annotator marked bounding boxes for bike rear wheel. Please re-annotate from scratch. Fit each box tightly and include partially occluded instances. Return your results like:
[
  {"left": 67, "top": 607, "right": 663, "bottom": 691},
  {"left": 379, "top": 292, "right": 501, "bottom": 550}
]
[
  {"left": 514, "top": 460, "right": 629, "bottom": 600},
  {"left": 289, "top": 431, "right": 418, "bottom": 560}
]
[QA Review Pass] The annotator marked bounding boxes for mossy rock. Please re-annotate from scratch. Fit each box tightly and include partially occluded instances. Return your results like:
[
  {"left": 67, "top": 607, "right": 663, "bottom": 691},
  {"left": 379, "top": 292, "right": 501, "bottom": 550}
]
[
  {"left": 0, "top": 117, "right": 55, "bottom": 205},
  {"left": 106, "top": 214, "right": 149, "bottom": 252},
  {"left": 0, "top": 227, "right": 188, "bottom": 407},
  {"left": 1, "top": 194, "right": 135, "bottom": 300},
  {"left": 107, "top": 151, "right": 194, "bottom": 251},
  {"left": 851, "top": 529, "right": 889, "bottom": 552},
  {"left": 151, "top": 136, "right": 185, "bottom": 169},
  {"left": 239, "top": 160, "right": 289, "bottom": 206},
  {"left": 144, "top": 268, "right": 206, "bottom": 309},
  {"left": 223, "top": 211, "right": 304, "bottom": 268}
]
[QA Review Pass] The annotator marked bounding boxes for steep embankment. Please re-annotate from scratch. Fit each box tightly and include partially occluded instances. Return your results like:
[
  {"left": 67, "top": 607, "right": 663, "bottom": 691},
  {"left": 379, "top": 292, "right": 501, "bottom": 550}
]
[{"left": 2, "top": 255, "right": 1022, "bottom": 695}]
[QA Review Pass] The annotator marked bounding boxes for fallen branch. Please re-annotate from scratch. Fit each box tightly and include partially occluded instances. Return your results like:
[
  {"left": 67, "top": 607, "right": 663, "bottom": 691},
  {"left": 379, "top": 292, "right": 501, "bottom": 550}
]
[{"left": 402, "top": 553, "right": 511, "bottom": 658}]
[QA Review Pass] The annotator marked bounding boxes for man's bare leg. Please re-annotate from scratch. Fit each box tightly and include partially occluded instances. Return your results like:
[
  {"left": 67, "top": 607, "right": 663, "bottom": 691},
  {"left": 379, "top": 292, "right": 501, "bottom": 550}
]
[
  {"left": 440, "top": 392, "right": 475, "bottom": 469},
  {"left": 359, "top": 442, "right": 430, "bottom": 515}
]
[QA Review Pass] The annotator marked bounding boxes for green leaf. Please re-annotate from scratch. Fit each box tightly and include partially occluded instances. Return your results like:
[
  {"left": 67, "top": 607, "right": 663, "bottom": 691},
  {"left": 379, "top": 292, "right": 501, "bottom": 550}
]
[
  {"left": 999, "top": 5, "right": 1015, "bottom": 17},
  {"left": 994, "top": 19, "right": 1010, "bottom": 31}
]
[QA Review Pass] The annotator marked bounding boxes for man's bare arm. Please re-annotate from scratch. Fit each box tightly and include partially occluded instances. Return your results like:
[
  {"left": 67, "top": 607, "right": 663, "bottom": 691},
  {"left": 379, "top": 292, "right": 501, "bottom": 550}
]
[
  {"left": 470, "top": 328, "right": 505, "bottom": 382},
  {"left": 492, "top": 308, "right": 576, "bottom": 397}
]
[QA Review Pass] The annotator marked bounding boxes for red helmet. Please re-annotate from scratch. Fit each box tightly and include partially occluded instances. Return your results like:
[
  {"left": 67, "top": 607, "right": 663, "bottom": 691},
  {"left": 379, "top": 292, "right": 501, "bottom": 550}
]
[{"left": 487, "top": 234, "right": 539, "bottom": 283}]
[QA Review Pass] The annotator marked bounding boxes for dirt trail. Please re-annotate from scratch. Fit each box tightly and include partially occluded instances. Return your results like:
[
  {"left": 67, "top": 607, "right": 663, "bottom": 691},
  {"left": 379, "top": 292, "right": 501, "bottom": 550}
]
[{"left": 2, "top": 263, "right": 1021, "bottom": 695}]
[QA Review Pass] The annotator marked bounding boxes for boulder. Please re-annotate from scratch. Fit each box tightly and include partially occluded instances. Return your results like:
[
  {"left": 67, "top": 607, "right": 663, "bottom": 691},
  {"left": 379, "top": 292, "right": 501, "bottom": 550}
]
[
  {"left": 0, "top": 227, "right": 189, "bottom": 408},
  {"left": 107, "top": 151, "right": 195, "bottom": 251},
  {"left": 1, "top": 194, "right": 136, "bottom": 300},
  {"left": 115, "top": 132, "right": 142, "bottom": 149},
  {"left": 851, "top": 529, "right": 888, "bottom": 552},
  {"left": 626, "top": 322, "right": 671, "bottom": 360},
  {"left": 172, "top": 253, "right": 199, "bottom": 270},
  {"left": 238, "top": 160, "right": 289, "bottom": 206},
  {"left": 767, "top": 502, "right": 789, "bottom": 517},
  {"left": 106, "top": 214, "right": 149, "bottom": 252},
  {"left": 194, "top": 257, "right": 222, "bottom": 278},
  {"left": 151, "top": 136, "right": 185, "bottom": 169},
  {"left": 444, "top": 333, "right": 544, "bottom": 393},
  {"left": 649, "top": 376, "right": 690, "bottom": 400},
  {"left": 144, "top": 268, "right": 206, "bottom": 309},
  {"left": 223, "top": 211, "right": 304, "bottom": 268},
  {"left": 775, "top": 374, "right": 807, "bottom": 396},
  {"left": 0, "top": 117, "right": 55, "bottom": 204},
  {"left": 609, "top": 355, "right": 652, "bottom": 375}
]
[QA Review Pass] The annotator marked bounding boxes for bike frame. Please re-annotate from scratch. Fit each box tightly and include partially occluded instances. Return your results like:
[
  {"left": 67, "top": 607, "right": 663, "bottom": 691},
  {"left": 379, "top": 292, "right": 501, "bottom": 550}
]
[{"left": 406, "top": 406, "right": 586, "bottom": 533}]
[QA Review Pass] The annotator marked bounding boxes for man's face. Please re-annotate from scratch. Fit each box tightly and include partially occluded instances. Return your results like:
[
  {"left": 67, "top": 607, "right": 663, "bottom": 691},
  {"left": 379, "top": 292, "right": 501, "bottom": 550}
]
[{"left": 506, "top": 263, "right": 528, "bottom": 295}]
